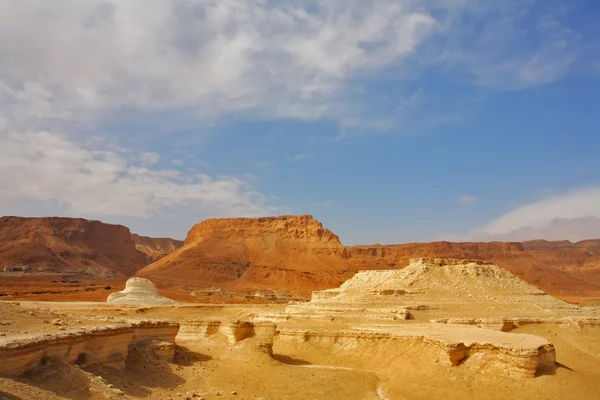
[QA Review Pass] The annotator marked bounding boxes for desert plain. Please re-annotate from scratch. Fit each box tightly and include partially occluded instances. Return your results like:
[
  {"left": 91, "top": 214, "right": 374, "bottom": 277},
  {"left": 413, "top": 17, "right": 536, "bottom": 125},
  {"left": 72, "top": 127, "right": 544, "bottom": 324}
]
[{"left": 1, "top": 215, "right": 600, "bottom": 400}]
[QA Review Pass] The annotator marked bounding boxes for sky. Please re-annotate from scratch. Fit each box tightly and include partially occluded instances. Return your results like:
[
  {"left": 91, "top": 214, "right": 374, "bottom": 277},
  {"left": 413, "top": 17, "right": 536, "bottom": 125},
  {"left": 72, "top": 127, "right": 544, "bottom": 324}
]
[{"left": 1, "top": 0, "right": 600, "bottom": 245}]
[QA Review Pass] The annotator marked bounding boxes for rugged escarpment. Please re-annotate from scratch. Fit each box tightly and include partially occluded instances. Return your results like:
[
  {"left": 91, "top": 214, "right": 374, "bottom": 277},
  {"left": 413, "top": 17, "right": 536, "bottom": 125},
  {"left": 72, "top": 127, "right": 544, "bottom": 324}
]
[
  {"left": 137, "top": 215, "right": 353, "bottom": 291},
  {"left": 0, "top": 216, "right": 149, "bottom": 278},
  {"left": 132, "top": 234, "right": 184, "bottom": 262},
  {"left": 0, "top": 216, "right": 182, "bottom": 279},
  {"left": 0, "top": 321, "right": 180, "bottom": 376}
]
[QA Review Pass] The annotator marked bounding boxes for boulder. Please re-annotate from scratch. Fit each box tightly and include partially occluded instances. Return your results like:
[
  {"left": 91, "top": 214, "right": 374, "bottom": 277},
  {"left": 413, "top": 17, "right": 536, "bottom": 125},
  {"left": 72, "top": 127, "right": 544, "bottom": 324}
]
[{"left": 107, "top": 277, "right": 180, "bottom": 305}]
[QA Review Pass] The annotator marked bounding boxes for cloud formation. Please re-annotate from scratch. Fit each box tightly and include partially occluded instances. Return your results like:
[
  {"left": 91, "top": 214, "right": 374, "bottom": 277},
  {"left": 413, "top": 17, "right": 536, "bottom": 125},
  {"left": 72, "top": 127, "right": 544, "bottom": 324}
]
[
  {"left": 0, "top": 0, "right": 583, "bottom": 132},
  {"left": 0, "top": 131, "right": 269, "bottom": 218},
  {"left": 473, "top": 187, "right": 600, "bottom": 241},
  {"left": 0, "top": 0, "right": 437, "bottom": 130}
]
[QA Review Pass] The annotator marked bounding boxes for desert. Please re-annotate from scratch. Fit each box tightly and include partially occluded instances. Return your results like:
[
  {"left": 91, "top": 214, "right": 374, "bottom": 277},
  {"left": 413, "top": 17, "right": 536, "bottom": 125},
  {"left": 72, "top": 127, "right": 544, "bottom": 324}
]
[
  {"left": 3, "top": 2, "right": 600, "bottom": 399},
  {"left": 1, "top": 215, "right": 600, "bottom": 400}
]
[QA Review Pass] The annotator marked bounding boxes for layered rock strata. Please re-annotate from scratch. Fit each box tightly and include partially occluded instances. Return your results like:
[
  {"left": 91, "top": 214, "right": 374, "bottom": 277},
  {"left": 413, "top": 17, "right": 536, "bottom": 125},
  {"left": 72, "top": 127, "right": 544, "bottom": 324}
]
[
  {"left": 136, "top": 215, "right": 353, "bottom": 291},
  {"left": 177, "top": 320, "right": 277, "bottom": 355},
  {"left": 0, "top": 320, "right": 179, "bottom": 376},
  {"left": 275, "top": 324, "right": 556, "bottom": 378},
  {"left": 306, "top": 258, "right": 576, "bottom": 318}
]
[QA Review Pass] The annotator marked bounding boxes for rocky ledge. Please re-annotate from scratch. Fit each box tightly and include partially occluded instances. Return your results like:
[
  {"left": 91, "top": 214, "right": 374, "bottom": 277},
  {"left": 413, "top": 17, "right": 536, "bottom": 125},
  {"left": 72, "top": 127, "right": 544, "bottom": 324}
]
[
  {"left": 0, "top": 320, "right": 179, "bottom": 376},
  {"left": 275, "top": 324, "right": 556, "bottom": 378}
]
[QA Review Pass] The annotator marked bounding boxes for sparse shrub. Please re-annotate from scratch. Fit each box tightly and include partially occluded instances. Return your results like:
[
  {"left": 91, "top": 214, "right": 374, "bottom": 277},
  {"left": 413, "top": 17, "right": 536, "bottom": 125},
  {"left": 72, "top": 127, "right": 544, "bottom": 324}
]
[{"left": 104, "top": 285, "right": 112, "bottom": 290}]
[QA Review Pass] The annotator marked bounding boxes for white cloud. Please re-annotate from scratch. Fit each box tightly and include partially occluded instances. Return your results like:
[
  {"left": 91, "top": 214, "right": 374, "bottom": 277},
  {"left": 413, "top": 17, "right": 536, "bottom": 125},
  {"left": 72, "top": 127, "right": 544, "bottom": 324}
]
[
  {"left": 0, "top": 0, "right": 437, "bottom": 130},
  {"left": 1, "top": 0, "right": 582, "bottom": 133},
  {"left": 472, "top": 187, "right": 600, "bottom": 241},
  {"left": 459, "top": 195, "right": 479, "bottom": 204},
  {"left": 0, "top": 131, "right": 269, "bottom": 218}
]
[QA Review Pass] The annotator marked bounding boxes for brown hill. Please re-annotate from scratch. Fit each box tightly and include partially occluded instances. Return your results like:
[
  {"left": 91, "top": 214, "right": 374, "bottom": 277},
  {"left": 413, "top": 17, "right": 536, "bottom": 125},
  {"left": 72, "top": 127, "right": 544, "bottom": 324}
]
[
  {"left": 138, "top": 215, "right": 600, "bottom": 301},
  {"left": 132, "top": 234, "right": 184, "bottom": 262},
  {"left": 137, "top": 215, "right": 354, "bottom": 292},
  {"left": 0, "top": 216, "right": 180, "bottom": 279}
]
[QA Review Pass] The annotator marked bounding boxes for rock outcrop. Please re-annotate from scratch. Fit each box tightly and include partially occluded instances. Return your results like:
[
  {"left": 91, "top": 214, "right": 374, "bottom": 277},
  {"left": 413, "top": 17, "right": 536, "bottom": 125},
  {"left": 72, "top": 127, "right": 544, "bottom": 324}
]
[
  {"left": 303, "top": 258, "right": 577, "bottom": 318},
  {"left": 107, "top": 277, "right": 181, "bottom": 305},
  {"left": 177, "top": 320, "right": 277, "bottom": 355},
  {"left": 273, "top": 258, "right": 569, "bottom": 378},
  {"left": 137, "top": 215, "right": 353, "bottom": 292},
  {"left": 0, "top": 320, "right": 179, "bottom": 376},
  {"left": 275, "top": 324, "right": 556, "bottom": 378}
]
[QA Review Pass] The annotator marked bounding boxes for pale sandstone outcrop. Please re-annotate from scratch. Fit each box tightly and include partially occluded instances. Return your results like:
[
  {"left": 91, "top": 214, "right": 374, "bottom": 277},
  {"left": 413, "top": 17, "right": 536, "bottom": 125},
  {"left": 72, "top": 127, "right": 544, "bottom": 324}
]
[
  {"left": 275, "top": 324, "right": 556, "bottom": 378},
  {"left": 307, "top": 258, "right": 576, "bottom": 316},
  {"left": 107, "top": 277, "right": 180, "bottom": 305},
  {"left": 273, "top": 258, "right": 570, "bottom": 378},
  {"left": 0, "top": 320, "right": 179, "bottom": 376},
  {"left": 177, "top": 320, "right": 277, "bottom": 355},
  {"left": 431, "top": 316, "right": 600, "bottom": 331}
]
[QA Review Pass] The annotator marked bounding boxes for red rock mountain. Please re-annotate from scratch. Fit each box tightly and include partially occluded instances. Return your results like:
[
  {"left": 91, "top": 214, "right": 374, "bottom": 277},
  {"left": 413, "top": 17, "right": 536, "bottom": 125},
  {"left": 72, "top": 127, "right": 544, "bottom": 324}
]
[
  {"left": 137, "top": 215, "right": 600, "bottom": 300},
  {"left": 0, "top": 216, "right": 182, "bottom": 278},
  {"left": 137, "top": 215, "right": 354, "bottom": 291}
]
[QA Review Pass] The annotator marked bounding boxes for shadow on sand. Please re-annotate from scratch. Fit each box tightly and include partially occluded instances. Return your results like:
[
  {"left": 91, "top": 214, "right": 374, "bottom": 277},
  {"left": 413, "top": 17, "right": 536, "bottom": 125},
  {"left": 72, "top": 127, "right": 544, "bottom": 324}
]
[{"left": 272, "top": 354, "right": 313, "bottom": 365}]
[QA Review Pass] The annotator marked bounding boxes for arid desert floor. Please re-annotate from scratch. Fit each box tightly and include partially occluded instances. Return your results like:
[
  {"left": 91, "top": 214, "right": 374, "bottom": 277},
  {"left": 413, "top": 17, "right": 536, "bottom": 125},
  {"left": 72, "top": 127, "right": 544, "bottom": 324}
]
[{"left": 1, "top": 259, "right": 600, "bottom": 400}]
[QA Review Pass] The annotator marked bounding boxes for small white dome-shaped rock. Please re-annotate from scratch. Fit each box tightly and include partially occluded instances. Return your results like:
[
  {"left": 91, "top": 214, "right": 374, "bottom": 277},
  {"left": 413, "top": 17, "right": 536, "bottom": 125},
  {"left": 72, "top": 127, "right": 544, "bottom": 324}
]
[{"left": 107, "top": 277, "right": 180, "bottom": 306}]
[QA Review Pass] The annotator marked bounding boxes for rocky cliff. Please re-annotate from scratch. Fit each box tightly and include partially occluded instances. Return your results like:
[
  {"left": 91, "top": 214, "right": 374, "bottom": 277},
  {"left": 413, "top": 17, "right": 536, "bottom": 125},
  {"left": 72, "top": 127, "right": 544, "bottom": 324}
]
[
  {"left": 137, "top": 215, "right": 353, "bottom": 291},
  {"left": 0, "top": 216, "right": 181, "bottom": 279}
]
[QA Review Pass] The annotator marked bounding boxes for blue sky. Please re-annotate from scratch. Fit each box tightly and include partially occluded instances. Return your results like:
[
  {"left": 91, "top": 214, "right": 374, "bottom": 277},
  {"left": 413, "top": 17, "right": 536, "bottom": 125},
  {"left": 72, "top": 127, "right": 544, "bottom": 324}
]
[{"left": 1, "top": 0, "right": 599, "bottom": 244}]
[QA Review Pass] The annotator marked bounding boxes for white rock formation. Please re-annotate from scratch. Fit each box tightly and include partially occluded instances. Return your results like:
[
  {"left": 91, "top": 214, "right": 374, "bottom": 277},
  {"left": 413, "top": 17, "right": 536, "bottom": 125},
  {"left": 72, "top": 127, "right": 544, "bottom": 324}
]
[{"left": 107, "top": 277, "right": 181, "bottom": 305}]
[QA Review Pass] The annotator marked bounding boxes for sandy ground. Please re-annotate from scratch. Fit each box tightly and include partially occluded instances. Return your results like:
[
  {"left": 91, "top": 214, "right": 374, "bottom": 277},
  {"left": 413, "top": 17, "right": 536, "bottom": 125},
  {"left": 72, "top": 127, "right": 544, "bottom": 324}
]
[{"left": 1, "top": 300, "right": 599, "bottom": 400}]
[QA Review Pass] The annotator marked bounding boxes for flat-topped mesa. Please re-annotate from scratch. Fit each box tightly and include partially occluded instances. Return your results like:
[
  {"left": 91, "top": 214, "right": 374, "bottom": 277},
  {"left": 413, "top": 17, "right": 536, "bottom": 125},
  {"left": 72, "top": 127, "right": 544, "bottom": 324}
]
[
  {"left": 136, "top": 215, "right": 351, "bottom": 291},
  {"left": 185, "top": 215, "right": 342, "bottom": 246}
]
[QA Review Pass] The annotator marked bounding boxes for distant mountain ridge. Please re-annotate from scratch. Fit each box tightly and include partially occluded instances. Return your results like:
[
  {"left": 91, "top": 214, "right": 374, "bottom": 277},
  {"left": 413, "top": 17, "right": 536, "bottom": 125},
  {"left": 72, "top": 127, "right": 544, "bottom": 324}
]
[
  {"left": 0, "top": 216, "right": 183, "bottom": 278},
  {"left": 2, "top": 215, "right": 599, "bottom": 302},
  {"left": 136, "top": 215, "right": 600, "bottom": 301}
]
